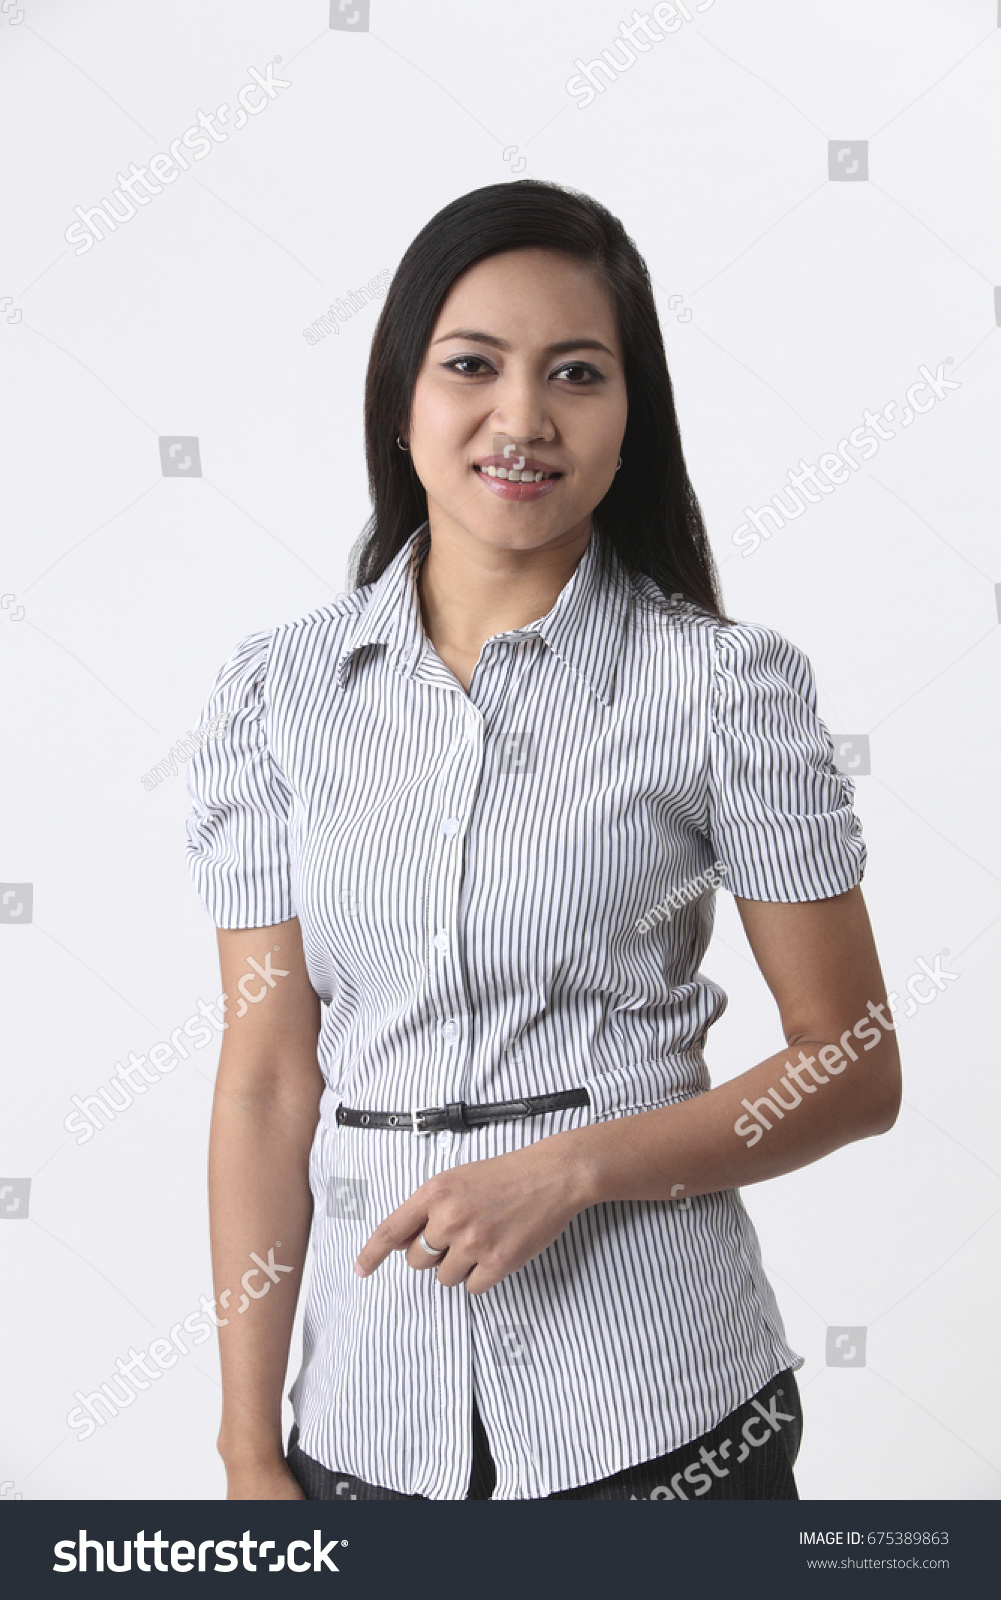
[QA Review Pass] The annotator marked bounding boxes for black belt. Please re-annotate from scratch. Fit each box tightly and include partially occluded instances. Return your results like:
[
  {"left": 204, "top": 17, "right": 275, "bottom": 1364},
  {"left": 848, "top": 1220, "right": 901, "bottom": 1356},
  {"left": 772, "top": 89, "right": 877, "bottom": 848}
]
[{"left": 335, "top": 1086, "right": 589, "bottom": 1134}]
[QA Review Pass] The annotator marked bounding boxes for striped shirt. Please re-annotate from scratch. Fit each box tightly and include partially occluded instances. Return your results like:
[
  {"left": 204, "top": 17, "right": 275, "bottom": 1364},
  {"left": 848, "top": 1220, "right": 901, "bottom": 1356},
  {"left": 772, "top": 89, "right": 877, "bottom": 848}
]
[{"left": 184, "top": 518, "right": 866, "bottom": 1500}]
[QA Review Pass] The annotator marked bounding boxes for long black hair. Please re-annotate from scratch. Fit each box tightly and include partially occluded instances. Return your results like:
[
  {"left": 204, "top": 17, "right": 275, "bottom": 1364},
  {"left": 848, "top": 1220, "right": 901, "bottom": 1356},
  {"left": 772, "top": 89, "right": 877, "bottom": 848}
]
[{"left": 350, "top": 179, "right": 727, "bottom": 620}]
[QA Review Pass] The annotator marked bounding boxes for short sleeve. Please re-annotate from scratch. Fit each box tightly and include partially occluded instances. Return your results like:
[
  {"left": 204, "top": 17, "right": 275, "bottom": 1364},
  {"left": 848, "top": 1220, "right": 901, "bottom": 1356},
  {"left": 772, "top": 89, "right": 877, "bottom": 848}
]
[
  {"left": 184, "top": 629, "right": 294, "bottom": 929},
  {"left": 706, "top": 621, "right": 866, "bottom": 902}
]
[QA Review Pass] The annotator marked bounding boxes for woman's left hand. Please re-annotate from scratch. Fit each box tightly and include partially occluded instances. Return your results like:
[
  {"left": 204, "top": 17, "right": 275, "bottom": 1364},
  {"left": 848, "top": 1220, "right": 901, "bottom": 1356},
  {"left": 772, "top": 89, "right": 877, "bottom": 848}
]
[{"left": 354, "top": 1134, "right": 591, "bottom": 1294}]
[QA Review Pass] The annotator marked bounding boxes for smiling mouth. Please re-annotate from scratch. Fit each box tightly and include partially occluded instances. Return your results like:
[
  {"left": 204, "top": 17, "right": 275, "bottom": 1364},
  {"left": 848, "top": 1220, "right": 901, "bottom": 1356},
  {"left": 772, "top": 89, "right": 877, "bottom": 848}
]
[{"left": 473, "top": 465, "right": 563, "bottom": 483}]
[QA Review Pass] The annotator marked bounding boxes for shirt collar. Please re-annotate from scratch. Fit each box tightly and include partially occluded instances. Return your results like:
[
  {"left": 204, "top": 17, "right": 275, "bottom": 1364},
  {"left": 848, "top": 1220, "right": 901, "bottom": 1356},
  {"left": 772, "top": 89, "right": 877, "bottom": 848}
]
[{"left": 334, "top": 518, "right": 634, "bottom": 709}]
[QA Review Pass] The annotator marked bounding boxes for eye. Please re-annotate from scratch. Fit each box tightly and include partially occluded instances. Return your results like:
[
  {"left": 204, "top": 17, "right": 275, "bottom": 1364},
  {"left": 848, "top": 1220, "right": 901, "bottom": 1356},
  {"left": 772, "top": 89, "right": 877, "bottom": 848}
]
[
  {"left": 441, "top": 356, "right": 605, "bottom": 385},
  {"left": 441, "top": 356, "right": 494, "bottom": 376},
  {"left": 552, "top": 363, "right": 604, "bottom": 385}
]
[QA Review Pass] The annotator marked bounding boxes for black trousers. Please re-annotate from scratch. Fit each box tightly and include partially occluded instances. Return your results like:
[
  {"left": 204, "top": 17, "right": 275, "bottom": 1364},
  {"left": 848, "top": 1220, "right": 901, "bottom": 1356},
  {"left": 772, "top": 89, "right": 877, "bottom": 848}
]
[{"left": 286, "top": 1366, "right": 802, "bottom": 1501}]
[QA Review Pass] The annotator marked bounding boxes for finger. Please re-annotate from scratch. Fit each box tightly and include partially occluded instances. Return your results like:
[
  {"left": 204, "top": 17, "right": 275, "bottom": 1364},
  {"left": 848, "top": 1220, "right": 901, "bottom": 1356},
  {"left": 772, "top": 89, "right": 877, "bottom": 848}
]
[
  {"left": 419, "top": 1243, "right": 483, "bottom": 1289},
  {"left": 355, "top": 1201, "right": 429, "bottom": 1277},
  {"left": 458, "top": 1261, "right": 499, "bottom": 1295},
  {"left": 393, "top": 1225, "right": 425, "bottom": 1252},
  {"left": 405, "top": 1233, "right": 449, "bottom": 1272}
]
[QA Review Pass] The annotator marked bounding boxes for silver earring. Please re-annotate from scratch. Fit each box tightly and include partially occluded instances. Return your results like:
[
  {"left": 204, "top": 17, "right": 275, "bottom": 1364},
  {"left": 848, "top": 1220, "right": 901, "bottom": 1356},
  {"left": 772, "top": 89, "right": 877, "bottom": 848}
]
[
  {"left": 615, "top": 456, "right": 623, "bottom": 472},
  {"left": 396, "top": 435, "right": 409, "bottom": 452}
]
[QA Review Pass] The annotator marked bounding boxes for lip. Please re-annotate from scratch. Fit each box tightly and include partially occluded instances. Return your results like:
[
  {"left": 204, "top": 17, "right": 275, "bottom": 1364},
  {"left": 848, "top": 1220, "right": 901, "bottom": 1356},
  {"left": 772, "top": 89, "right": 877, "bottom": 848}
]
[
  {"left": 472, "top": 463, "right": 563, "bottom": 503},
  {"left": 473, "top": 454, "right": 565, "bottom": 475}
]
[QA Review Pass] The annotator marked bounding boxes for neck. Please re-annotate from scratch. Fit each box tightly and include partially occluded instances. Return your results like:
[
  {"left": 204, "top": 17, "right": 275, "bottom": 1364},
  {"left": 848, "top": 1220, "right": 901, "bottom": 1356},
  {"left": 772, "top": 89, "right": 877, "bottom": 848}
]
[{"left": 416, "top": 513, "right": 592, "bottom": 663}]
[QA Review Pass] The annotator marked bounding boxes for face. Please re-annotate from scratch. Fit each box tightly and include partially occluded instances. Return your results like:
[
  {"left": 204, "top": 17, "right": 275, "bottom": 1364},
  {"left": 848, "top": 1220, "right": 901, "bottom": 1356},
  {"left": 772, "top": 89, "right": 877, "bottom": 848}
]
[{"left": 406, "top": 248, "right": 628, "bottom": 555}]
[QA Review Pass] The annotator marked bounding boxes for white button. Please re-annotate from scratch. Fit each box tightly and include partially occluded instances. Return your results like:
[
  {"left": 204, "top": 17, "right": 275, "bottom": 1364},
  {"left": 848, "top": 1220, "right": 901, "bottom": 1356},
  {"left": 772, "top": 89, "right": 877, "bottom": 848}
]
[
  {"left": 441, "top": 1019, "right": 460, "bottom": 1043},
  {"left": 441, "top": 817, "right": 460, "bottom": 837},
  {"left": 433, "top": 932, "right": 449, "bottom": 953},
  {"left": 464, "top": 722, "right": 477, "bottom": 741},
  {"left": 437, "top": 1132, "right": 452, "bottom": 1149}
]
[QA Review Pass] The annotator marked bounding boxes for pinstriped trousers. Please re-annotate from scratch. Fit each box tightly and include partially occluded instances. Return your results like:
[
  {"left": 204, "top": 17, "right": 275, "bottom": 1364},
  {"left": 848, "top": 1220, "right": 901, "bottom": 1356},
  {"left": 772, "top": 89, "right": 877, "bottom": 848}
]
[{"left": 286, "top": 1366, "right": 802, "bottom": 1501}]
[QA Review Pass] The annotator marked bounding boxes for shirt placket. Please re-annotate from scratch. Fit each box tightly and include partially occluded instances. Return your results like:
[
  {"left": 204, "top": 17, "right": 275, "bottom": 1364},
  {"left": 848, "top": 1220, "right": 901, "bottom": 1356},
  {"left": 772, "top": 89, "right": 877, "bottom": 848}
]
[
  {"left": 415, "top": 642, "right": 509, "bottom": 1160},
  {"left": 424, "top": 704, "right": 481, "bottom": 1162},
  {"left": 399, "top": 647, "right": 483, "bottom": 1498},
  {"left": 410, "top": 633, "right": 537, "bottom": 1497},
  {"left": 420, "top": 638, "right": 541, "bottom": 1162}
]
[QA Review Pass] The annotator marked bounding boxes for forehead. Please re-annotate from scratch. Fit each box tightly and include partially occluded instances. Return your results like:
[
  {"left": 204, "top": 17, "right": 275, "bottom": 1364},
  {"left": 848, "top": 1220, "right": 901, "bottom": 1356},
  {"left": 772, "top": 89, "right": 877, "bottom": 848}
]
[{"left": 432, "top": 249, "right": 618, "bottom": 342}]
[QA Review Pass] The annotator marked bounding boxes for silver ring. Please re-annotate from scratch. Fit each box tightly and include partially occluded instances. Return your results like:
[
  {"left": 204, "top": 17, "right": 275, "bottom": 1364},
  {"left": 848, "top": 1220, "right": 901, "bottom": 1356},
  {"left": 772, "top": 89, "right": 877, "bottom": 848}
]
[{"left": 418, "top": 1231, "right": 446, "bottom": 1257}]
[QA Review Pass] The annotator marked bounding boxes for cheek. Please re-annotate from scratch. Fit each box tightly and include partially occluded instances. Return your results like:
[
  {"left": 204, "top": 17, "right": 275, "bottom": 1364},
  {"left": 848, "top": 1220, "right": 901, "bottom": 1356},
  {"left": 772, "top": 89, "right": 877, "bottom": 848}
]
[
  {"left": 412, "top": 382, "right": 477, "bottom": 451},
  {"left": 566, "top": 398, "right": 627, "bottom": 468},
  {"left": 574, "top": 453, "right": 619, "bottom": 499},
  {"left": 407, "top": 377, "right": 434, "bottom": 434}
]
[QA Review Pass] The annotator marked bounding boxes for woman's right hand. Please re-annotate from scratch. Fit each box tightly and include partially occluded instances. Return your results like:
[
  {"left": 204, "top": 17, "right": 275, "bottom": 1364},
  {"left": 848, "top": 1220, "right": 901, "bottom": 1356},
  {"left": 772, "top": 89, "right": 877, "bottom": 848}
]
[{"left": 225, "top": 1457, "right": 307, "bottom": 1500}]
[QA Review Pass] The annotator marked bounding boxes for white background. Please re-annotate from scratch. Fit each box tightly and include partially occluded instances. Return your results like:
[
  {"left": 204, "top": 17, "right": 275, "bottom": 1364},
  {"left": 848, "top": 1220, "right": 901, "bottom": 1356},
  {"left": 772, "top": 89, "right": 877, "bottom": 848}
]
[{"left": 0, "top": 0, "right": 998, "bottom": 1501}]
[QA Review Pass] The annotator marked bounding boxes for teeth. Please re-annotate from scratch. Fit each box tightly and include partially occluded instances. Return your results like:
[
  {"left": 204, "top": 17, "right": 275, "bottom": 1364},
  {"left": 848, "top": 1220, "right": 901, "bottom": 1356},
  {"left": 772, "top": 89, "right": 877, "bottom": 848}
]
[{"left": 481, "top": 465, "right": 555, "bottom": 482}]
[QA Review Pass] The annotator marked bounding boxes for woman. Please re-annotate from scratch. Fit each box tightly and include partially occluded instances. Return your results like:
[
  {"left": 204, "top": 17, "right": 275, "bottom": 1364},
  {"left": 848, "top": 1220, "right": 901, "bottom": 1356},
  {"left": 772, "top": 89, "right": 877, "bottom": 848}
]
[{"left": 185, "top": 180, "right": 901, "bottom": 1502}]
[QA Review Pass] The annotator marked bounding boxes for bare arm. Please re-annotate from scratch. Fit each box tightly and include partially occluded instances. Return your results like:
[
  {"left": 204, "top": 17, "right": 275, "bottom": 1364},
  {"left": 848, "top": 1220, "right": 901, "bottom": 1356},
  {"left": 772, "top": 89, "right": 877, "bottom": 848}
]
[{"left": 208, "top": 915, "right": 323, "bottom": 1498}]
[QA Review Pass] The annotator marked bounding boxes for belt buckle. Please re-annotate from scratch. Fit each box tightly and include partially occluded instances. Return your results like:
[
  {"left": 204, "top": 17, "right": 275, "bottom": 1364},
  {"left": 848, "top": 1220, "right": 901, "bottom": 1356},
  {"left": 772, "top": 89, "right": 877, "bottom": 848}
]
[{"left": 411, "top": 1105, "right": 433, "bottom": 1136}]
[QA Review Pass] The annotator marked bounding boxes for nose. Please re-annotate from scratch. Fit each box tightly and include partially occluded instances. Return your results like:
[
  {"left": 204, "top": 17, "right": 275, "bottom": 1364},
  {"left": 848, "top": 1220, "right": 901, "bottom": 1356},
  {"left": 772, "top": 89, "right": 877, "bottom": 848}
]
[{"left": 490, "top": 367, "right": 555, "bottom": 444}]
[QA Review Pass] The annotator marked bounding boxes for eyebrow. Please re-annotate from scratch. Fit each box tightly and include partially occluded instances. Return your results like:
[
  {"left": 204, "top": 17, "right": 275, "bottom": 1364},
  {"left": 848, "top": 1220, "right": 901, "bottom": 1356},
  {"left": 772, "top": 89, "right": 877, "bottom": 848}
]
[{"left": 431, "top": 328, "right": 617, "bottom": 359}]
